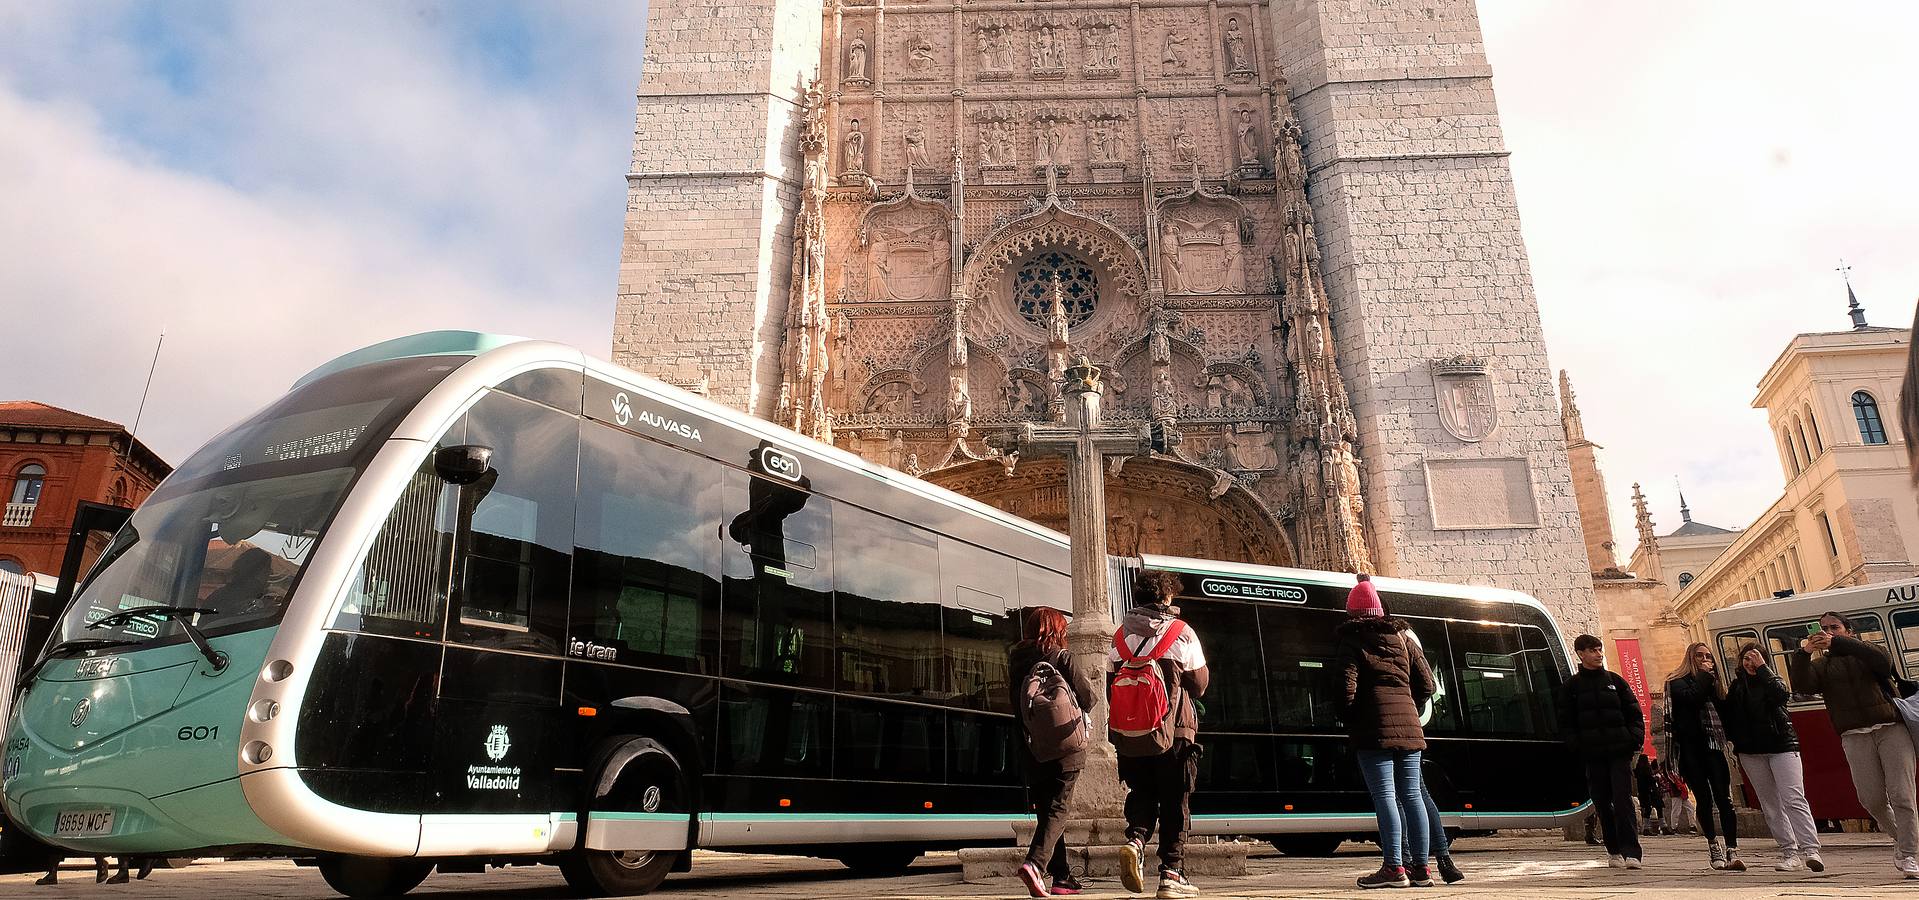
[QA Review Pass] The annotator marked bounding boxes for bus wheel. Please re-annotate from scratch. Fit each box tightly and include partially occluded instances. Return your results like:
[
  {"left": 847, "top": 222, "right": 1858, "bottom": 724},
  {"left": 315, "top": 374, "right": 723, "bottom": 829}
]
[
  {"left": 1269, "top": 835, "right": 1343, "bottom": 857},
  {"left": 560, "top": 736, "right": 687, "bottom": 896},
  {"left": 315, "top": 856, "right": 432, "bottom": 898},
  {"left": 834, "top": 844, "right": 923, "bottom": 875}
]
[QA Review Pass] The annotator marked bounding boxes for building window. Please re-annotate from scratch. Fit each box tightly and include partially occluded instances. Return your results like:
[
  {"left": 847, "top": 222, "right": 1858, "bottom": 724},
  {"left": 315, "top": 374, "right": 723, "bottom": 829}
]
[
  {"left": 1853, "top": 391, "right": 1888, "bottom": 444},
  {"left": 9, "top": 464, "right": 45, "bottom": 506},
  {"left": 1819, "top": 512, "right": 1840, "bottom": 557},
  {"left": 1781, "top": 429, "right": 1801, "bottom": 475},
  {"left": 1015, "top": 251, "right": 1098, "bottom": 331},
  {"left": 107, "top": 477, "right": 129, "bottom": 507},
  {"left": 1677, "top": 572, "right": 1694, "bottom": 589},
  {"left": 1804, "top": 404, "right": 1824, "bottom": 453},
  {"left": 1794, "top": 415, "right": 1814, "bottom": 463},
  {"left": 0, "top": 558, "right": 22, "bottom": 576}
]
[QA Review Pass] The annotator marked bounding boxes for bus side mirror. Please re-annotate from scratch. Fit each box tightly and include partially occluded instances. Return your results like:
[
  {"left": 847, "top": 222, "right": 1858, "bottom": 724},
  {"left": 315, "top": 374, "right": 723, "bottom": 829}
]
[{"left": 434, "top": 445, "right": 494, "bottom": 485}]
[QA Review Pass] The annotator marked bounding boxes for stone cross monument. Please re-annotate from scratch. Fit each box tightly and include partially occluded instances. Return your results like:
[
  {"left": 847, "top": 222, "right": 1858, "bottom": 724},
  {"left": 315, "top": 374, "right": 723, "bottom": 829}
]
[{"left": 1017, "top": 356, "right": 1148, "bottom": 815}]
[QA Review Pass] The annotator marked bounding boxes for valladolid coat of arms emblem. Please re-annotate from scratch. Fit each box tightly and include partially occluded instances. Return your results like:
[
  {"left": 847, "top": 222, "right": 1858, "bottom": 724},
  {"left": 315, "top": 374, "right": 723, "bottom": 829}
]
[{"left": 1431, "top": 354, "right": 1498, "bottom": 443}]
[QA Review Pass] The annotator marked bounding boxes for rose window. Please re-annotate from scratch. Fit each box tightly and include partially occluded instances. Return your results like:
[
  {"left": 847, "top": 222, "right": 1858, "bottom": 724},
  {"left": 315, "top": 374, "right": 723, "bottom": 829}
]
[{"left": 1015, "top": 252, "right": 1098, "bottom": 330}]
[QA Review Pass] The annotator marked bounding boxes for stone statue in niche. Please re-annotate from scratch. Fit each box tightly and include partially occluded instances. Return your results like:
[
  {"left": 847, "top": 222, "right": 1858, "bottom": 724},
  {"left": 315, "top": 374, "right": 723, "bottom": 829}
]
[
  {"left": 1032, "top": 23, "right": 1064, "bottom": 71},
  {"left": 1002, "top": 378, "right": 1046, "bottom": 415},
  {"left": 844, "top": 119, "right": 866, "bottom": 174},
  {"left": 866, "top": 380, "right": 914, "bottom": 415},
  {"left": 1203, "top": 373, "right": 1256, "bottom": 409},
  {"left": 904, "top": 124, "right": 933, "bottom": 172},
  {"left": 1236, "top": 109, "right": 1260, "bottom": 165},
  {"left": 1089, "top": 118, "right": 1124, "bottom": 163},
  {"left": 1224, "top": 17, "right": 1251, "bottom": 73},
  {"left": 1034, "top": 120, "right": 1067, "bottom": 168},
  {"left": 1109, "top": 509, "right": 1141, "bottom": 558},
  {"left": 1161, "top": 28, "right": 1189, "bottom": 70},
  {"left": 978, "top": 119, "right": 1017, "bottom": 167},
  {"left": 1171, "top": 123, "right": 1197, "bottom": 168},
  {"left": 846, "top": 28, "right": 869, "bottom": 82},
  {"left": 946, "top": 375, "right": 972, "bottom": 422},
  {"left": 1151, "top": 367, "right": 1179, "bottom": 419},
  {"left": 1082, "top": 21, "right": 1121, "bottom": 70},
  {"left": 1159, "top": 222, "right": 1185, "bottom": 293},
  {"left": 887, "top": 430, "right": 906, "bottom": 469},
  {"left": 906, "top": 35, "right": 935, "bottom": 71},
  {"left": 1306, "top": 317, "right": 1325, "bottom": 359},
  {"left": 1277, "top": 115, "right": 1306, "bottom": 186},
  {"left": 1139, "top": 505, "right": 1167, "bottom": 555}
]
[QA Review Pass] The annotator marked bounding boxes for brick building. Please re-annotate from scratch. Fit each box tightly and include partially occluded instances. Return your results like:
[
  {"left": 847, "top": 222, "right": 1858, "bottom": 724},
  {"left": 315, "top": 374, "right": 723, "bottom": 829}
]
[
  {"left": 0, "top": 402, "right": 171, "bottom": 578},
  {"left": 613, "top": 0, "right": 1597, "bottom": 630}
]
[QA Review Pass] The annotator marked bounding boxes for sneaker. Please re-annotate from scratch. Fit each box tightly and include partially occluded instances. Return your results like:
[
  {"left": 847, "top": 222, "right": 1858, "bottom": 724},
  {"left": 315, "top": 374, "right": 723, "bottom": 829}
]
[
  {"left": 1436, "top": 855, "right": 1464, "bottom": 884},
  {"left": 1357, "top": 865, "right": 1410, "bottom": 889},
  {"left": 1724, "top": 848, "right": 1745, "bottom": 872},
  {"left": 1407, "top": 865, "right": 1433, "bottom": 887},
  {"left": 1607, "top": 854, "right": 1625, "bottom": 869},
  {"left": 1624, "top": 857, "right": 1643, "bottom": 870},
  {"left": 1709, "top": 841, "right": 1726, "bottom": 870},
  {"left": 1156, "top": 869, "right": 1199, "bottom": 899},
  {"left": 1120, "top": 839, "right": 1146, "bottom": 894},
  {"left": 1051, "top": 876, "right": 1084, "bottom": 896},
  {"left": 1775, "top": 852, "right": 1803, "bottom": 872},
  {"left": 1805, "top": 853, "right": 1825, "bottom": 872},
  {"left": 1019, "top": 862, "right": 1050, "bottom": 898},
  {"left": 1895, "top": 856, "right": 1919, "bottom": 879}
]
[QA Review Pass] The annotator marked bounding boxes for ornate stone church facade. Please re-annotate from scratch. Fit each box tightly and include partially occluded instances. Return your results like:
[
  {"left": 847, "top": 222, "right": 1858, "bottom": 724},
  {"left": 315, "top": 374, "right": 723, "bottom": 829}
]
[{"left": 615, "top": 0, "right": 1597, "bottom": 629}]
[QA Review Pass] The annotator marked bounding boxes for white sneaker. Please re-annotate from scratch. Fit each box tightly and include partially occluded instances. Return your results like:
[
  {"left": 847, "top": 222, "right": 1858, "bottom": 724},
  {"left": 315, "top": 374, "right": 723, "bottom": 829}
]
[
  {"left": 1607, "top": 854, "right": 1625, "bottom": 868},
  {"left": 1804, "top": 852, "right": 1825, "bottom": 872},
  {"left": 1896, "top": 856, "right": 1919, "bottom": 879},
  {"left": 1624, "top": 857, "right": 1643, "bottom": 870},
  {"left": 1774, "top": 853, "right": 1803, "bottom": 871}
]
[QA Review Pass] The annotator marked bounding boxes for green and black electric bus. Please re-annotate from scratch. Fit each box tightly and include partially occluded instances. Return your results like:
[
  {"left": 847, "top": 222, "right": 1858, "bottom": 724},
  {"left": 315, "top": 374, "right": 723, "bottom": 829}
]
[{"left": 1, "top": 333, "right": 1584, "bottom": 897}]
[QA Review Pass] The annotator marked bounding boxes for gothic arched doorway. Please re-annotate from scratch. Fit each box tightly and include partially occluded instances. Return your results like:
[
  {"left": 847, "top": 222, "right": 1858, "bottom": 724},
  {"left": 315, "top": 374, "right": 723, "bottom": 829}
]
[{"left": 927, "top": 456, "right": 1294, "bottom": 567}]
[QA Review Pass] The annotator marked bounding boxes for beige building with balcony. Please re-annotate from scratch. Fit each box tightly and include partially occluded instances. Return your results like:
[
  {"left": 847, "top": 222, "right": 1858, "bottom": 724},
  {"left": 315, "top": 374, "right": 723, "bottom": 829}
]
[{"left": 1670, "top": 311, "right": 1916, "bottom": 638}]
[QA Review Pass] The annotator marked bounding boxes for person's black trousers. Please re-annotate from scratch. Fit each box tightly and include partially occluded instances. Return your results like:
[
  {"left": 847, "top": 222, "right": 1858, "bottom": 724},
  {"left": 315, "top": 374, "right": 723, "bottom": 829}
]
[
  {"left": 1025, "top": 761, "right": 1081, "bottom": 881},
  {"left": 1118, "top": 745, "right": 1198, "bottom": 873},
  {"left": 1677, "top": 746, "right": 1737, "bottom": 847},
  {"left": 1584, "top": 755, "right": 1642, "bottom": 860}
]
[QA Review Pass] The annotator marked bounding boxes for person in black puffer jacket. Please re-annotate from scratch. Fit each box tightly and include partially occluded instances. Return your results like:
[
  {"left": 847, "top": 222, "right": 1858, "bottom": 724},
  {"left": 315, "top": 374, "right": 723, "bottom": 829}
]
[
  {"left": 1558, "top": 634, "right": 1644, "bottom": 866},
  {"left": 1725, "top": 643, "right": 1822, "bottom": 871},
  {"left": 1665, "top": 642, "right": 1742, "bottom": 871}
]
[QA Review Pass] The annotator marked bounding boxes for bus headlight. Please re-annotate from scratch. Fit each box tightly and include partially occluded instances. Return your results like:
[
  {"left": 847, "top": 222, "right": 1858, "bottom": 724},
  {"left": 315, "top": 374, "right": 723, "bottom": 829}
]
[
  {"left": 243, "top": 741, "right": 273, "bottom": 765},
  {"left": 263, "top": 660, "right": 293, "bottom": 683},
  {"left": 250, "top": 699, "right": 280, "bottom": 722}
]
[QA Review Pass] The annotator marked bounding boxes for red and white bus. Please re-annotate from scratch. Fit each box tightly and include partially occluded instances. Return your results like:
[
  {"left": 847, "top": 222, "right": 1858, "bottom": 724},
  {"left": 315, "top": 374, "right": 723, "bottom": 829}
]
[{"left": 1705, "top": 576, "right": 1919, "bottom": 821}]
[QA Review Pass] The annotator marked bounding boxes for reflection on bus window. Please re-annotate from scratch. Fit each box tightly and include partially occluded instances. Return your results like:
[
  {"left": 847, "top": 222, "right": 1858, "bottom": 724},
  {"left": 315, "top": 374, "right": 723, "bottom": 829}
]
[
  {"left": 1175, "top": 599, "right": 1269, "bottom": 732},
  {"left": 939, "top": 537, "right": 1019, "bottom": 712},
  {"left": 337, "top": 462, "right": 455, "bottom": 638},
  {"left": 1893, "top": 609, "right": 1919, "bottom": 675},
  {"left": 451, "top": 392, "right": 577, "bottom": 653},
  {"left": 833, "top": 502, "right": 941, "bottom": 701},
  {"left": 721, "top": 469, "right": 834, "bottom": 688},
  {"left": 1447, "top": 622, "right": 1536, "bottom": 736}
]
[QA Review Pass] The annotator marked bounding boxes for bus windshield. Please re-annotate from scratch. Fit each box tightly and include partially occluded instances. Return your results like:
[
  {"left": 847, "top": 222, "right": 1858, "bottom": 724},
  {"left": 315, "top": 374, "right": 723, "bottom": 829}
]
[{"left": 49, "top": 355, "right": 466, "bottom": 652}]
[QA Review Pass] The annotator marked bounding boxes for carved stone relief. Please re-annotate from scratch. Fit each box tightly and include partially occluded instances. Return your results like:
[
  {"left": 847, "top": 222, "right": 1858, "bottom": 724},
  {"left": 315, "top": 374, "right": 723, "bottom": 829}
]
[
  {"left": 845, "top": 27, "right": 870, "bottom": 84},
  {"left": 1030, "top": 20, "right": 1066, "bottom": 77},
  {"left": 1078, "top": 17, "right": 1122, "bottom": 76},
  {"left": 843, "top": 118, "right": 867, "bottom": 175},
  {"left": 975, "top": 23, "right": 1017, "bottom": 80},
  {"left": 902, "top": 33, "right": 938, "bottom": 80},
  {"left": 1159, "top": 211, "right": 1247, "bottom": 294},
  {"left": 865, "top": 211, "right": 951, "bottom": 302},
  {"left": 1223, "top": 16, "right": 1253, "bottom": 75}
]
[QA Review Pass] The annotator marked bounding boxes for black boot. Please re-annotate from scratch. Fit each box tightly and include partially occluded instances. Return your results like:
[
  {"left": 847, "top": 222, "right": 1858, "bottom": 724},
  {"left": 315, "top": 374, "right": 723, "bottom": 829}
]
[{"left": 1437, "top": 856, "right": 1465, "bottom": 884}]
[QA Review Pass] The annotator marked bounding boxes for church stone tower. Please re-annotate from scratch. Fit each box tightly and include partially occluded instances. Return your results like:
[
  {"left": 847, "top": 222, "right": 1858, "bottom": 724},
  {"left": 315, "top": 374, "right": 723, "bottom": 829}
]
[
  {"left": 615, "top": 0, "right": 1597, "bottom": 632},
  {"left": 1267, "top": 0, "right": 1594, "bottom": 631},
  {"left": 615, "top": 0, "right": 822, "bottom": 416}
]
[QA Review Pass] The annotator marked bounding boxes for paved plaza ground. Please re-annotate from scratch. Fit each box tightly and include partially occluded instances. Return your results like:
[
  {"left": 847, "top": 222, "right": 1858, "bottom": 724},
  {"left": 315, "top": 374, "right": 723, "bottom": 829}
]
[{"left": 6, "top": 832, "right": 1917, "bottom": 899}]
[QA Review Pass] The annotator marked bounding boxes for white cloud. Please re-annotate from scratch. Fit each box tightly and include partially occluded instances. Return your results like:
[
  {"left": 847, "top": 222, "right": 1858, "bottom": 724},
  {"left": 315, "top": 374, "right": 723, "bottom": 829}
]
[{"left": 1479, "top": 0, "right": 1919, "bottom": 559}]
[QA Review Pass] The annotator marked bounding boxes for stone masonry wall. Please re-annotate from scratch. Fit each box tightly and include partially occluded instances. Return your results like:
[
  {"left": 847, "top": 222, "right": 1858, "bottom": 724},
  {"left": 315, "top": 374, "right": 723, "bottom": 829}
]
[
  {"left": 615, "top": 0, "right": 824, "bottom": 417},
  {"left": 1268, "top": 0, "right": 1597, "bottom": 633}
]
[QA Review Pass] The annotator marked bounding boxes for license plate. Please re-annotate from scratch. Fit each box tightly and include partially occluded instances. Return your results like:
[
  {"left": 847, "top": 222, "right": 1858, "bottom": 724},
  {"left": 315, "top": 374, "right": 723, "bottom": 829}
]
[{"left": 54, "top": 808, "right": 114, "bottom": 837}]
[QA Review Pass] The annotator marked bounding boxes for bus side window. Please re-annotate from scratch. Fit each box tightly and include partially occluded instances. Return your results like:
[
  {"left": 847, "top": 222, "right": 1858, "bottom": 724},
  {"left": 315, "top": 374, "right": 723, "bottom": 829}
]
[
  {"left": 1401, "top": 617, "right": 1460, "bottom": 736},
  {"left": 938, "top": 538, "right": 1019, "bottom": 713},
  {"left": 832, "top": 502, "right": 942, "bottom": 701},
  {"left": 1257, "top": 603, "right": 1345, "bottom": 731},
  {"left": 571, "top": 421, "right": 721, "bottom": 673},
  {"left": 1016, "top": 563, "right": 1070, "bottom": 622},
  {"left": 1445, "top": 621, "right": 1536, "bottom": 736},
  {"left": 1517, "top": 626, "right": 1564, "bottom": 736},
  {"left": 1174, "top": 598, "right": 1270, "bottom": 732},
  {"left": 449, "top": 391, "right": 577, "bottom": 654},
  {"left": 719, "top": 469, "right": 834, "bottom": 689},
  {"left": 1765, "top": 621, "right": 1820, "bottom": 697},
  {"left": 1851, "top": 612, "right": 1891, "bottom": 659},
  {"left": 1892, "top": 609, "right": 1919, "bottom": 676}
]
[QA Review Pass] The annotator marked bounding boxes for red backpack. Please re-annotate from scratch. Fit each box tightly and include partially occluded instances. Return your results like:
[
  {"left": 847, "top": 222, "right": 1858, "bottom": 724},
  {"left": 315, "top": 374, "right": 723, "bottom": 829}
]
[{"left": 1109, "top": 620, "right": 1186, "bottom": 756}]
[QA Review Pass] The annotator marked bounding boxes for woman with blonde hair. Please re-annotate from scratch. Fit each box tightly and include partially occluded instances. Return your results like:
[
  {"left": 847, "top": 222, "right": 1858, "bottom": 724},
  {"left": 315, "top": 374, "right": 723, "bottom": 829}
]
[{"left": 1666, "top": 642, "right": 1743, "bottom": 871}]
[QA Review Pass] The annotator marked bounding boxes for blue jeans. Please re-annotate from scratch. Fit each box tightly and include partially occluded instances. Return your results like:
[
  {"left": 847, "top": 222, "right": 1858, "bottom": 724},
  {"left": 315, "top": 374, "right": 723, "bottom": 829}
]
[
  {"left": 1400, "top": 775, "right": 1450, "bottom": 864},
  {"left": 1358, "top": 749, "right": 1428, "bottom": 870}
]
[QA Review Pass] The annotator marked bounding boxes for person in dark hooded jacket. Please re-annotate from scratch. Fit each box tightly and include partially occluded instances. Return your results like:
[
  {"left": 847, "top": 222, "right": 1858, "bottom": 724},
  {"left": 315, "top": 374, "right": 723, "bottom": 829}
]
[
  {"left": 1337, "top": 575, "right": 1438, "bottom": 889},
  {"left": 1725, "top": 643, "right": 1822, "bottom": 871},
  {"left": 1558, "top": 634, "right": 1644, "bottom": 867}
]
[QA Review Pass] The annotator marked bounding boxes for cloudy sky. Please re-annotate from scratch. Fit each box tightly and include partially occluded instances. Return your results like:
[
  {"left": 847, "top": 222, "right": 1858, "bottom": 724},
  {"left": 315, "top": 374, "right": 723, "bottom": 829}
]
[{"left": 2, "top": 2, "right": 1915, "bottom": 561}]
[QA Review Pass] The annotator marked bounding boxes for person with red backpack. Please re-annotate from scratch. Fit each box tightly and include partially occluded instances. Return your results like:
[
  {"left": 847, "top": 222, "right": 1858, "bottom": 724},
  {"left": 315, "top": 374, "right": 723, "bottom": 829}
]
[
  {"left": 1108, "top": 570, "right": 1208, "bottom": 899},
  {"left": 1011, "top": 606, "right": 1096, "bottom": 897}
]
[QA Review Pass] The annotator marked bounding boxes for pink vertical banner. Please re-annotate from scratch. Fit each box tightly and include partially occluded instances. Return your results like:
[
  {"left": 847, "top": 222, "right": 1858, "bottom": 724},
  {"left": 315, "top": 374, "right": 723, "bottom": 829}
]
[{"left": 1613, "top": 638, "right": 1656, "bottom": 758}]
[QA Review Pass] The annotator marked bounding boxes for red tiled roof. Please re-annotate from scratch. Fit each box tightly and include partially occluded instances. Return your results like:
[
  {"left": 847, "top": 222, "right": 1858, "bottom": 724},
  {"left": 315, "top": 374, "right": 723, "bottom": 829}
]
[{"left": 0, "top": 401, "right": 126, "bottom": 433}]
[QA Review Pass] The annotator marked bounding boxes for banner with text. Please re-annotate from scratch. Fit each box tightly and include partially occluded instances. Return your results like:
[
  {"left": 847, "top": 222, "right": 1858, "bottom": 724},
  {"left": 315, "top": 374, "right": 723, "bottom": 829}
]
[{"left": 1613, "top": 638, "right": 1656, "bottom": 758}]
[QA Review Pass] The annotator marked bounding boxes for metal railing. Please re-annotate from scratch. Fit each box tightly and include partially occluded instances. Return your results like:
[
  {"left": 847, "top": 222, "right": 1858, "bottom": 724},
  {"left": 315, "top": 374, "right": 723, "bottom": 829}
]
[{"left": 2, "top": 502, "right": 34, "bottom": 527}]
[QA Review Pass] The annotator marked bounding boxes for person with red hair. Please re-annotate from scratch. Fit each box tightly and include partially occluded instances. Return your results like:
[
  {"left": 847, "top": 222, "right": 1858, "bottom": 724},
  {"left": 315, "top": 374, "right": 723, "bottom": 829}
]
[{"left": 1011, "top": 606, "right": 1095, "bottom": 896}]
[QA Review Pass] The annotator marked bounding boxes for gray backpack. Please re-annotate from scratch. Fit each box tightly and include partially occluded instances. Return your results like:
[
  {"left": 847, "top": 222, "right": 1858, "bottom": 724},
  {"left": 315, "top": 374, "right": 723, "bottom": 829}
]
[{"left": 1022, "top": 658, "right": 1089, "bottom": 762}]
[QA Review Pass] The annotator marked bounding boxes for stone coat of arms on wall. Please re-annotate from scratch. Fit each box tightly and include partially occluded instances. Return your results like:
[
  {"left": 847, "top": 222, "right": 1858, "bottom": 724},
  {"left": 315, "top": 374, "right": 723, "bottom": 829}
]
[{"left": 1431, "top": 354, "right": 1498, "bottom": 443}]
